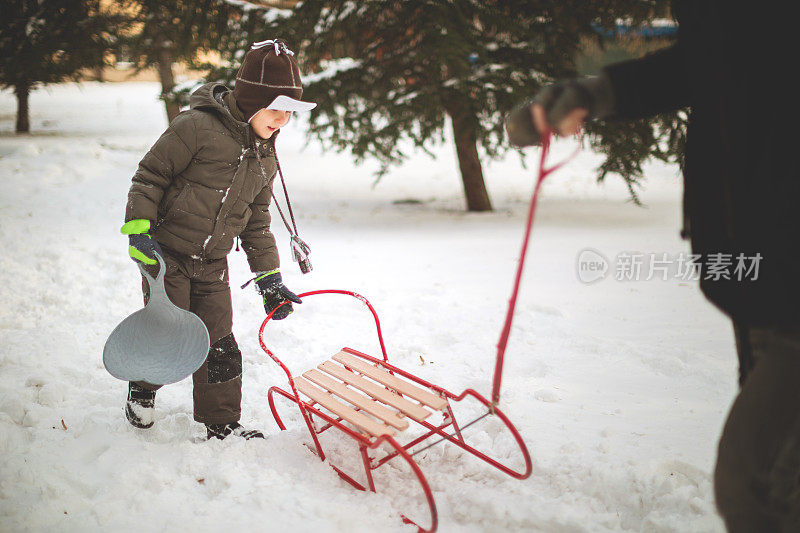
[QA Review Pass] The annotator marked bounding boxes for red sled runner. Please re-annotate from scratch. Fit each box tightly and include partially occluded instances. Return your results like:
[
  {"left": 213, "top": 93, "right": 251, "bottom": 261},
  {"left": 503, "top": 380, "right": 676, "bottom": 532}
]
[{"left": 260, "top": 132, "right": 570, "bottom": 532}]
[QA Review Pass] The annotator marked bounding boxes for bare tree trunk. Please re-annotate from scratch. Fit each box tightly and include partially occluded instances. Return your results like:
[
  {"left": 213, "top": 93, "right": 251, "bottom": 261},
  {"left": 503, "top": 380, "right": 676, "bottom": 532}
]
[
  {"left": 156, "top": 39, "right": 180, "bottom": 123},
  {"left": 15, "top": 82, "right": 30, "bottom": 134},
  {"left": 447, "top": 100, "right": 492, "bottom": 212}
]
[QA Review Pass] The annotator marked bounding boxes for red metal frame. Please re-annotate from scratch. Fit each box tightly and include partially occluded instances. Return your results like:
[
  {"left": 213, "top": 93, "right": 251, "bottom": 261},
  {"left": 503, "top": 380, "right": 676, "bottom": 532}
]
[{"left": 259, "top": 290, "right": 533, "bottom": 533}]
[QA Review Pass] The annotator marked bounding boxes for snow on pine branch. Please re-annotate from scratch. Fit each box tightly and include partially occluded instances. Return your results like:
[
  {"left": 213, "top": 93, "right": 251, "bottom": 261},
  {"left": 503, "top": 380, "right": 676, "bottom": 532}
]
[
  {"left": 217, "top": 0, "right": 292, "bottom": 22},
  {"left": 303, "top": 58, "right": 363, "bottom": 85}
]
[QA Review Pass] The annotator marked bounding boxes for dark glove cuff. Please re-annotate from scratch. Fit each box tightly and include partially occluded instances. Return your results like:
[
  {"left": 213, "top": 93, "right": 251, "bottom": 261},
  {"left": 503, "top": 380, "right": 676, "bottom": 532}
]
[{"left": 254, "top": 270, "right": 281, "bottom": 294}]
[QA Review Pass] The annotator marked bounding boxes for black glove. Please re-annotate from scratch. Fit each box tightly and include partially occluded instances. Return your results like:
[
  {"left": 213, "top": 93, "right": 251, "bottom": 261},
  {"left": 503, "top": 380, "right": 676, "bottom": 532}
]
[
  {"left": 506, "top": 72, "right": 615, "bottom": 147},
  {"left": 255, "top": 270, "right": 302, "bottom": 320},
  {"left": 121, "top": 219, "right": 164, "bottom": 266}
]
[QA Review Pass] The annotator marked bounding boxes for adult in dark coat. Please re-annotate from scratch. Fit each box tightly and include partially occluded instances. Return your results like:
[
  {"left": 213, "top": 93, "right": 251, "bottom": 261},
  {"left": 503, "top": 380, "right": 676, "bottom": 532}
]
[{"left": 506, "top": 2, "right": 799, "bottom": 530}]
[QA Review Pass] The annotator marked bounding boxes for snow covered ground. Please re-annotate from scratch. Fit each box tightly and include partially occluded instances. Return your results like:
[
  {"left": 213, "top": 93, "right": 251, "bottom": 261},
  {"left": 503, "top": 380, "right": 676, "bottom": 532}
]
[{"left": 0, "top": 83, "right": 736, "bottom": 532}]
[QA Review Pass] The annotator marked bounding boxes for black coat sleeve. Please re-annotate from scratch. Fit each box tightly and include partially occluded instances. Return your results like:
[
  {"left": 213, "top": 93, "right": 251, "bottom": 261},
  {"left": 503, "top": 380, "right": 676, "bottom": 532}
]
[{"left": 603, "top": 43, "right": 692, "bottom": 121}]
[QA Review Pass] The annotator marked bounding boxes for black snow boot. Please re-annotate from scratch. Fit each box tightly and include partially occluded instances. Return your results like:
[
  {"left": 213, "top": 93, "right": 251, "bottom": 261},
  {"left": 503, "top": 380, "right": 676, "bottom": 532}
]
[
  {"left": 125, "top": 382, "right": 156, "bottom": 429},
  {"left": 206, "top": 422, "right": 264, "bottom": 440}
]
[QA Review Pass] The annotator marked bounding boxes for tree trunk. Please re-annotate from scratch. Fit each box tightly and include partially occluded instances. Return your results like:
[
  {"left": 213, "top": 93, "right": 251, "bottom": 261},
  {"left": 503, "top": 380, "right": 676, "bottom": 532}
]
[
  {"left": 447, "top": 100, "right": 492, "bottom": 212},
  {"left": 15, "top": 82, "right": 30, "bottom": 134},
  {"left": 156, "top": 41, "right": 180, "bottom": 123}
]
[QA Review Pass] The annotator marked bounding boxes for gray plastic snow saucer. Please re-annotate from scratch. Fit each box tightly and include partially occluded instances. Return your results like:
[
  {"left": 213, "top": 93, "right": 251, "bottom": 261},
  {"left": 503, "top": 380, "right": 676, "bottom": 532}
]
[{"left": 103, "top": 253, "right": 209, "bottom": 385}]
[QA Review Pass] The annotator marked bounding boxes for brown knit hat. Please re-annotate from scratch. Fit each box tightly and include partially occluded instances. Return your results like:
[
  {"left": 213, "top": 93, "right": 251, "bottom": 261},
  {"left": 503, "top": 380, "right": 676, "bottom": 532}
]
[{"left": 233, "top": 39, "right": 316, "bottom": 122}]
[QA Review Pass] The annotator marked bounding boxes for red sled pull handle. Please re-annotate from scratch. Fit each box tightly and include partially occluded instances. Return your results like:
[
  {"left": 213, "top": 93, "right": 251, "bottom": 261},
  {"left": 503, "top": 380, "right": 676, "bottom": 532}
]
[{"left": 491, "top": 130, "right": 579, "bottom": 406}]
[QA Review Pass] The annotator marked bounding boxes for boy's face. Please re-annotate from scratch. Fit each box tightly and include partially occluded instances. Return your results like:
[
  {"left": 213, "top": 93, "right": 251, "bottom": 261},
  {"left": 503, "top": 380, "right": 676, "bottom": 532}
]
[{"left": 251, "top": 109, "right": 292, "bottom": 139}]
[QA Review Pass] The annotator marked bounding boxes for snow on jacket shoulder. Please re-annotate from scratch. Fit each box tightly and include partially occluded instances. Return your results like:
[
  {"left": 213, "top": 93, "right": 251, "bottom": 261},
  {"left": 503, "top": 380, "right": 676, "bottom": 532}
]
[{"left": 125, "top": 82, "right": 279, "bottom": 273}]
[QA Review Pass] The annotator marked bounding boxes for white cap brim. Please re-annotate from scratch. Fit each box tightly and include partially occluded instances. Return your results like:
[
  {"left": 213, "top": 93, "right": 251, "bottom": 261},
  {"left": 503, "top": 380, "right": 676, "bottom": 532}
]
[{"left": 266, "top": 94, "right": 317, "bottom": 112}]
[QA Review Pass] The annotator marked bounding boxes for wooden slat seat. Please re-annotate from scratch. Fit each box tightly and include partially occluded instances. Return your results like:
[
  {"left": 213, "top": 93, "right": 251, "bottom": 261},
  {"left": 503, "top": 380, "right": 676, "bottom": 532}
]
[
  {"left": 303, "top": 369, "right": 410, "bottom": 431},
  {"left": 292, "top": 351, "right": 451, "bottom": 439},
  {"left": 294, "top": 377, "right": 395, "bottom": 437},
  {"left": 333, "top": 351, "right": 448, "bottom": 410},
  {"left": 318, "top": 361, "right": 433, "bottom": 423}
]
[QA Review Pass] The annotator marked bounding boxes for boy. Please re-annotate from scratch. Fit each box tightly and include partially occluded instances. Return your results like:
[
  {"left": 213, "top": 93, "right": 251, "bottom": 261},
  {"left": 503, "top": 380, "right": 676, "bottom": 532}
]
[{"left": 122, "top": 39, "right": 315, "bottom": 440}]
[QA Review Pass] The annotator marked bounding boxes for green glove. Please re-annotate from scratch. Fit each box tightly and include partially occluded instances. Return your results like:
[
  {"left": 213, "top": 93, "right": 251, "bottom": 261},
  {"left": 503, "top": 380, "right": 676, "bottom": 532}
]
[{"left": 121, "top": 219, "right": 163, "bottom": 266}]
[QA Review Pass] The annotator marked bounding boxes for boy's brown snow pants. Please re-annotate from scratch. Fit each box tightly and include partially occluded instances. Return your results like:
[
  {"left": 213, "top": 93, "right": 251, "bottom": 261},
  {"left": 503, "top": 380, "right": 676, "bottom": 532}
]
[
  {"left": 715, "top": 324, "right": 800, "bottom": 532},
  {"left": 136, "top": 248, "right": 242, "bottom": 424}
]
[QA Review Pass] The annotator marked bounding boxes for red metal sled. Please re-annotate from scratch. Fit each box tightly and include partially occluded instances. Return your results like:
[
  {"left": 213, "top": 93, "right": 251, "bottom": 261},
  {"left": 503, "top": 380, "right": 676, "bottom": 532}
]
[
  {"left": 260, "top": 289, "right": 533, "bottom": 533},
  {"left": 260, "top": 131, "right": 570, "bottom": 532}
]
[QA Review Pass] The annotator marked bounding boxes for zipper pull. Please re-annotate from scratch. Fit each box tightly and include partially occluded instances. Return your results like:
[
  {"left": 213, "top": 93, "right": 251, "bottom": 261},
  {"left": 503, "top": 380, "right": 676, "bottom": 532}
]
[{"left": 235, "top": 236, "right": 240, "bottom": 251}]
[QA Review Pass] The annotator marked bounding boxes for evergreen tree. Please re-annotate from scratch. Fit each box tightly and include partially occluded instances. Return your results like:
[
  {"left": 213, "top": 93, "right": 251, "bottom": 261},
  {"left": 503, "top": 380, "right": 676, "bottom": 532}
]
[
  {"left": 577, "top": 29, "right": 687, "bottom": 204},
  {"left": 119, "top": 0, "right": 263, "bottom": 122},
  {"left": 267, "top": 0, "right": 678, "bottom": 211},
  {"left": 586, "top": 109, "right": 687, "bottom": 205},
  {"left": 0, "top": 0, "right": 120, "bottom": 133},
  {"left": 169, "top": 1, "right": 278, "bottom": 107}
]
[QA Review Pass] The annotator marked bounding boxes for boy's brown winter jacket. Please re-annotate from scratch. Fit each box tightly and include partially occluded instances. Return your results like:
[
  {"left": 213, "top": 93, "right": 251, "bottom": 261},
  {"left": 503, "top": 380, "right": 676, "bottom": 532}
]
[{"left": 125, "top": 82, "right": 279, "bottom": 273}]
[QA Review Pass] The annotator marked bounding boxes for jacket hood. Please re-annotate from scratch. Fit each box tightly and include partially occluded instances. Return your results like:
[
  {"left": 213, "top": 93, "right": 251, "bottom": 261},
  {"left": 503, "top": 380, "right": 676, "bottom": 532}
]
[
  {"left": 190, "top": 82, "right": 280, "bottom": 146},
  {"left": 190, "top": 82, "right": 249, "bottom": 141}
]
